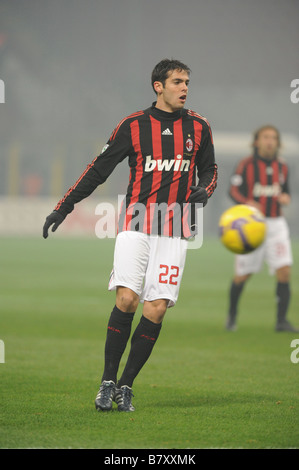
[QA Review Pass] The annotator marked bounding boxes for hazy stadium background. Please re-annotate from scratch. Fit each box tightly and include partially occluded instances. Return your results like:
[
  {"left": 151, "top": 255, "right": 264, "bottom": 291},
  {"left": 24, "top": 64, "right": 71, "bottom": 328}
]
[{"left": 0, "top": 0, "right": 298, "bottom": 238}]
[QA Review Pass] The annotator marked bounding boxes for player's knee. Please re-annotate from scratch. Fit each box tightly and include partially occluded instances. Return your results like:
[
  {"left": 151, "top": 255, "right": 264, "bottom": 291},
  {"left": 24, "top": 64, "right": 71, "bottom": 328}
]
[
  {"left": 116, "top": 287, "right": 139, "bottom": 313},
  {"left": 153, "top": 304, "right": 167, "bottom": 323},
  {"left": 276, "top": 266, "right": 291, "bottom": 283},
  {"left": 234, "top": 274, "right": 251, "bottom": 285},
  {"left": 143, "top": 299, "right": 168, "bottom": 324}
]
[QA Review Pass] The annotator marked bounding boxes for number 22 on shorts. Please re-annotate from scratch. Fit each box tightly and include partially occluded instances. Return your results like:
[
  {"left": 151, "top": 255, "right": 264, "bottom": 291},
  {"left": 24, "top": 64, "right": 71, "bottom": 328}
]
[{"left": 159, "top": 264, "right": 179, "bottom": 285}]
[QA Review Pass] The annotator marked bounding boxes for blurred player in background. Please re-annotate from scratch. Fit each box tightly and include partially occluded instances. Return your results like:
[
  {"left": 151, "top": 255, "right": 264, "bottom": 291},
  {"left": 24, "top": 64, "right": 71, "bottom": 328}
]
[
  {"left": 226, "top": 125, "right": 298, "bottom": 332},
  {"left": 43, "top": 58, "right": 218, "bottom": 411}
]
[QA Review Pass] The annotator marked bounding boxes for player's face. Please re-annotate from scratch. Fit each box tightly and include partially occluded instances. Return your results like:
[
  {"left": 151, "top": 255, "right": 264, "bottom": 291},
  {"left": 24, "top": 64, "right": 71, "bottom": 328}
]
[
  {"left": 255, "top": 129, "right": 280, "bottom": 159},
  {"left": 154, "top": 69, "right": 189, "bottom": 113}
]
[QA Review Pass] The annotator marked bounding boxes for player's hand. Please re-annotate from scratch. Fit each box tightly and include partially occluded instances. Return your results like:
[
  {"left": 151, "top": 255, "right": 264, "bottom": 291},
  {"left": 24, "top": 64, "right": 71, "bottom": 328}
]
[
  {"left": 278, "top": 193, "right": 291, "bottom": 206},
  {"left": 43, "top": 211, "right": 66, "bottom": 239},
  {"left": 189, "top": 186, "right": 208, "bottom": 207},
  {"left": 246, "top": 199, "right": 263, "bottom": 212}
]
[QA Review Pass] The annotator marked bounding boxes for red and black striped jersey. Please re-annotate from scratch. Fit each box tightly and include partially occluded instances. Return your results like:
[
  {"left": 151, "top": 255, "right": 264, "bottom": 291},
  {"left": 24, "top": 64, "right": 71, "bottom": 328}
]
[
  {"left": 229, "top": 152, "right": 289, "bottom": 217},
  {"left": 55, "top": 103, "right": 217, "bottom": 236}
]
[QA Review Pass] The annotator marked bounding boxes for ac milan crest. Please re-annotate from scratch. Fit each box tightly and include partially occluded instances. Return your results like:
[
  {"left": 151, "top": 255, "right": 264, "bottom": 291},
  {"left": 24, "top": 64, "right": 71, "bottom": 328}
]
[{"left": 185, "top": 138, "right": 193, "bottom": 152}]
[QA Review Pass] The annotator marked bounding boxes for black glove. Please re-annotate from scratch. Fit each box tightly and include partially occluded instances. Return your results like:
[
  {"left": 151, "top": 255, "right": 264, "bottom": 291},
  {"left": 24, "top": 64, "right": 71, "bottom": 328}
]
[
  {"left": 189, "top": 186, "right": 208, "bottom": 207},
  {"left": 43, "top": 211, "right": 66, "bottom": 239}
]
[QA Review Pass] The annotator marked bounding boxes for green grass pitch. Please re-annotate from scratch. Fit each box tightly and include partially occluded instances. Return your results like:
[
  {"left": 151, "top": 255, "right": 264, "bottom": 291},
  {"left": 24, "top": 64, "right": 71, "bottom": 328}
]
[{"left": 0, "top": 236, "right": 298, "bottom": 449}]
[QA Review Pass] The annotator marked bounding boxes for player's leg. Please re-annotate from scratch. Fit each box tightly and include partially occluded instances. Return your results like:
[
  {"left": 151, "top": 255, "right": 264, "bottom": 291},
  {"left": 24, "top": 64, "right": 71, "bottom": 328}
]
[
  {"left": 116, "top": 298, "right": 166, "bottom": 387},
  {"left": 114, "top": 236, "right": 187, "bottom": 411},
  {"left": 275, "top": 266, "right": 291, "bottom": 328},
  {"left": 226, "top": 273, "right": 251, "bottom": 330},
  {"left": 95, "top": 232, "right": 150, "bottom": 411},
  {"left": 265, "top": 218, "right": 297, "bottom": 331},
  {"left": 275, "top": 266, "right": 297, "bottom": 331},
  {"left": 101, "top": 287, "right": 139, "bottom": 383},
  {"left": 95, "top": 287, "right": 139, "bottom": 411},
  {"left": 226, "top": 244, "right": 264, "bottom": 330},
  {"left": 114, "top": 299, "right": 166, "bottom": 411}
]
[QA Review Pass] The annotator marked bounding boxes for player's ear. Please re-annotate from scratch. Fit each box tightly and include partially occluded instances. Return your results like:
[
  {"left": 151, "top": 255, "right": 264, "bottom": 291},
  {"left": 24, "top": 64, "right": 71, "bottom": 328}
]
[{"left": 153, "top": 81, "right": 163, "bottom": 95}]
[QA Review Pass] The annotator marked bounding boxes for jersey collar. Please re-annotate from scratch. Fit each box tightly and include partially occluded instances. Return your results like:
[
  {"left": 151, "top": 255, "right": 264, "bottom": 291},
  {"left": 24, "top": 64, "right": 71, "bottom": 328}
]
[
  {"left": 150, "top": 102, "right": 184, "bottom": 121},
  {"left": 254, "top": 148, "right": 278, "bottom": 163}
]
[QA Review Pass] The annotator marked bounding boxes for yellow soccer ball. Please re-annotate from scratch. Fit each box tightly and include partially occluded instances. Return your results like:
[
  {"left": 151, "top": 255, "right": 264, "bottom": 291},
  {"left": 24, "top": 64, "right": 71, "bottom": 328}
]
[{"left": 219, "top": 204, "right": 267, "bottom": 254}]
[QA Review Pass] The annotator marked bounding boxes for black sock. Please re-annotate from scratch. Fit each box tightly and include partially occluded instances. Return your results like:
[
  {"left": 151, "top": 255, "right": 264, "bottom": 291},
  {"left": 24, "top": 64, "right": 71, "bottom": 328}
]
[
  {"left": 228, "top": 281, "right": 245, "bottom": 323},
  {"left": 117, "top": 315, "right": 162, "bottom": 388},
  {"left": 276, "top": 282, "right": 290, "bottom": 323},
  {"left": 101, "top": 306, "right": 135, "bottom": 383}
]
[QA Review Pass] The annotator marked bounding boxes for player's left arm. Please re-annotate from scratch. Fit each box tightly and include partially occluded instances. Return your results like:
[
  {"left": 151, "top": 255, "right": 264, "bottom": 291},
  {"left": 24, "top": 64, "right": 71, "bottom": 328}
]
[
  {"left": 278, "top": 193, "right": 291, "bottom": 205},
  {"left": 190, "top": 121, "right": 218, "bottom": 203},
  {"left": 278, "top": 163, "right": 291, "bottom": 205}
]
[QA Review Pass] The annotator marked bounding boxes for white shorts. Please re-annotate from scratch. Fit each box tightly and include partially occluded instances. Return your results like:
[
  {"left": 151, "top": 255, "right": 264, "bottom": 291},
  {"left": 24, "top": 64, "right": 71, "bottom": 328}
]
[
  {"left": 108, "top": 231, "right": 188, "bottom": 307},
  {"left": 235, "top": 217, "right": 293, "bottom": 276}
]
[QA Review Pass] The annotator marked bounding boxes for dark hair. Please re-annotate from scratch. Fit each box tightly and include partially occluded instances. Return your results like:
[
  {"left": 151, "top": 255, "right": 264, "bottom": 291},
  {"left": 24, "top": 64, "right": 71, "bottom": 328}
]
[
  {"left": 252, "top": 125, "right": 281, "bottom": 149},
  {"left": 151, "top": 58, "right": 191, "bottom": 94}
]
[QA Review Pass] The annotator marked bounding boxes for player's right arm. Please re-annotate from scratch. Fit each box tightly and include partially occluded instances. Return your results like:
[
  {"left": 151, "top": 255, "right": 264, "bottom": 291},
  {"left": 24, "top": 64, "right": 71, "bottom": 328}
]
[
  {"left": 278, "top": 160, "right": 291, "bottom": 206},
  {"left": 43, "top": 119, "right": 131, "bottom": 238},
  {"left": 189, "top": 117, "right": 218, "bottom": 206}
]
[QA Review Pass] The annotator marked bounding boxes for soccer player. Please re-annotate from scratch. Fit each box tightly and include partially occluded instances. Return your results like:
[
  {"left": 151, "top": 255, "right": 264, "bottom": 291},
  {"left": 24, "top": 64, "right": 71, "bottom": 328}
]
[
  {"left": 226, "top": 125, "right": 297, "bottom": 332},
  {"left": 43, "top": 58, "right": 218, "bottom": 411}
]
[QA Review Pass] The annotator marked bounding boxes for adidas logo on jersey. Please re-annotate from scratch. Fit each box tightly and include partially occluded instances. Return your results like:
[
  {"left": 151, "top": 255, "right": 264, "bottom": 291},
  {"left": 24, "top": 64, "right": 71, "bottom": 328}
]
[
  {"left": 162, "top": 128, "right": 173, "bottom": 135},
  {"left": 144, "top": 155, "right": 190, "bottom": 172}
]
